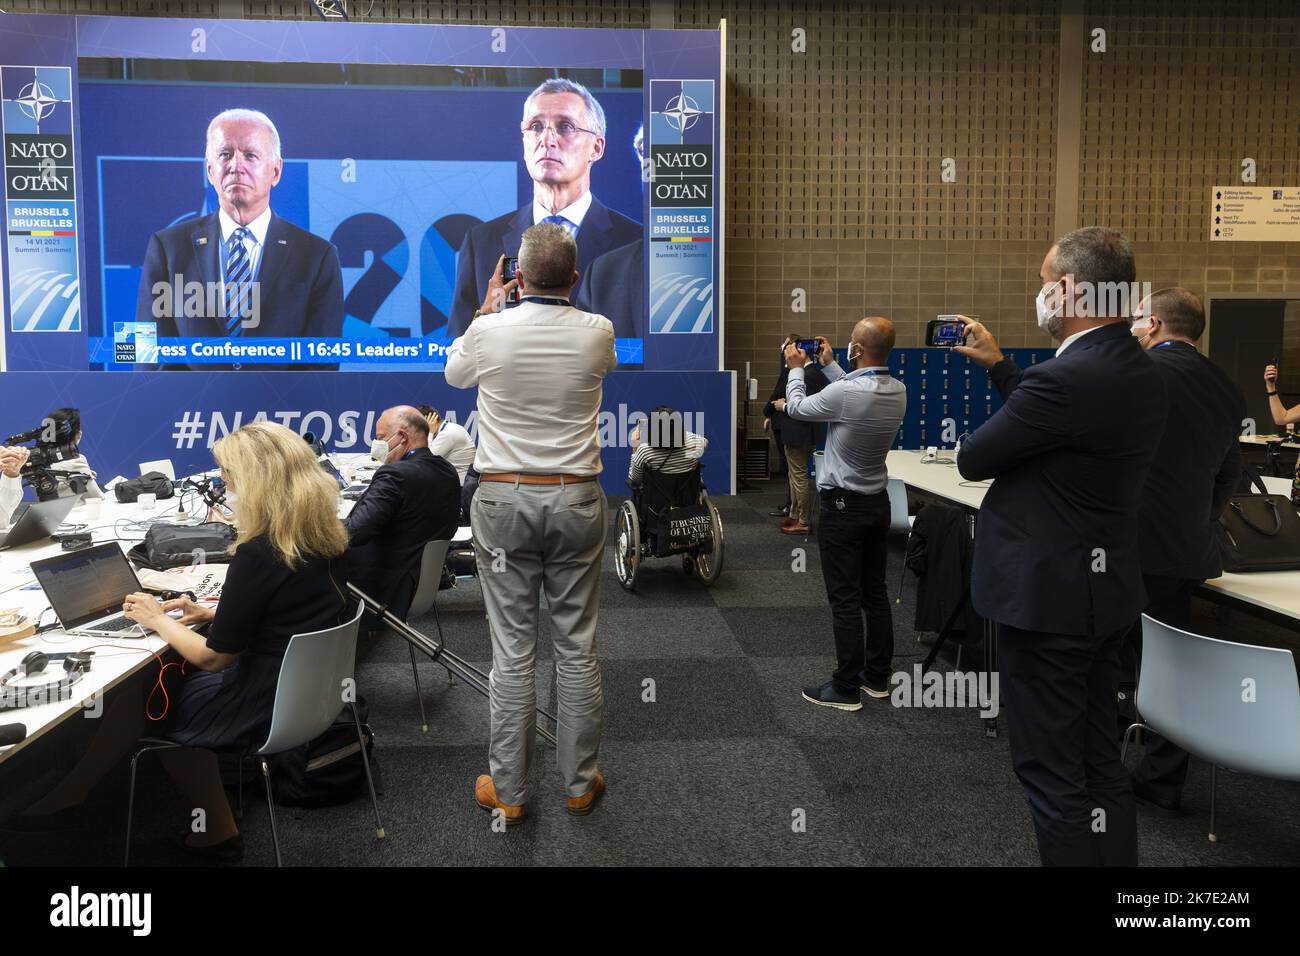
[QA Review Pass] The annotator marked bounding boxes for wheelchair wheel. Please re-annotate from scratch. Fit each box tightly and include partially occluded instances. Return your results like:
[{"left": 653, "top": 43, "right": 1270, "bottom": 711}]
[
  {"left": 614, "top": 500, "right": 640, "bottom": 590},
  {"left": 692, "top": 496, "right": 724, "bottom": 586}
]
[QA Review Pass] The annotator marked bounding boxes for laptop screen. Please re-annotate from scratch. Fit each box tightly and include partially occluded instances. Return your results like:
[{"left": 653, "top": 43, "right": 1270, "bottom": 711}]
[{"left": 31, "top": 543, "right": 142, "bottom": 630}]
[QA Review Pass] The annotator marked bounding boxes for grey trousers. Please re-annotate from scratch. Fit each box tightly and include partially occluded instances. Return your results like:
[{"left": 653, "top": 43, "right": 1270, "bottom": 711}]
[{"left": 471, "top": 478, "right": 607, "bottom": 804}]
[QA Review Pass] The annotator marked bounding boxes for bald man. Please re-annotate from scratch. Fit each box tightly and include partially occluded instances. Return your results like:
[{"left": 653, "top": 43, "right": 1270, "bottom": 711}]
[
  {"left": 781, "top": 318, "right": 908, "bottom": 711},
  {"left": 345, "top": 405, "right": 461, "bottom": 630}
]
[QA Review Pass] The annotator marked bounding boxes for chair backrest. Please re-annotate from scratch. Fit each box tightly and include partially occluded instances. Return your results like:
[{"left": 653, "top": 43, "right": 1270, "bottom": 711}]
[
  {"left": 407, "top": 538, "right": 452, "bottom": 620},
  {"left": 138, "top": 459, "right": 175, "bottom": 480},
  {"left": 1137, "top": 614, "right": 1300, "bottom": 780},
  {"left": 886, "top": 477, "right": 910, "bottom": 534},
  {"left": 642, "top": 464, "right": 703, "bottom": 518},
  {"left": 256, "top": 602, "right": 366, "bottom": 757}
]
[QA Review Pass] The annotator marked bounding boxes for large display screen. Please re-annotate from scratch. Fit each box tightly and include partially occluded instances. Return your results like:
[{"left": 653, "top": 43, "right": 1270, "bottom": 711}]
[
  {"left": 77, "top": 60, "right": 649, "bottom": 371},
  {"left": 0, "top": 16, "right": 730, "bottom": 494}
]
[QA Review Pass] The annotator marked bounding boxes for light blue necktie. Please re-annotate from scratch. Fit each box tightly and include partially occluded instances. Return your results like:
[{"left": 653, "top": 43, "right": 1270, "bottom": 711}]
[{"left": 540, "top": 214, "right": 578, "bottom": 239}]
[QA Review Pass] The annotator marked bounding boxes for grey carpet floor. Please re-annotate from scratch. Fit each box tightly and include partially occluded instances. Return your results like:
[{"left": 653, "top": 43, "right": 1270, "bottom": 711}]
[{"left": 4, "top": 482, "right": 1299, "bottom": 866}]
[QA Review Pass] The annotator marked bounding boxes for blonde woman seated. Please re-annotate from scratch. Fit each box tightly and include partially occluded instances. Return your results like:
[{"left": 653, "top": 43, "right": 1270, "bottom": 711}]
[{"left": 23, "top": 422, "right": 350, "bottom": 863}]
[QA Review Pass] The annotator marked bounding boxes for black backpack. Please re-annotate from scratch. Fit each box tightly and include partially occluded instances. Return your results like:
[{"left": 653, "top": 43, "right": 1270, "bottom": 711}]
[
  {"left": 267, "top": 696, "right": 382, "bottom": 808},
  {"left": 114, "top": 471, "right": 176, "bottom": 503},
  {"left": 127, "top": 522, "right": 238, "bottom": 570}
]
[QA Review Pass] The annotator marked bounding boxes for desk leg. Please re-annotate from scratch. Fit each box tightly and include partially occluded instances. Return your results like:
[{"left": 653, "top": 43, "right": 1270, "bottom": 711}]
[
  {"left": 969, "top": 511, "right": 999, "bottom": 739},
  {"left": 983, "top": 615, "right": 998, "bottom": 738}
]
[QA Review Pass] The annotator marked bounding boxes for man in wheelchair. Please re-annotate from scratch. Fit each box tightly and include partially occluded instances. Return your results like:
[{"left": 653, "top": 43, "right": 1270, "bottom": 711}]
[{"left": 615, "top": 406, "right": 723, "bottom": 589}]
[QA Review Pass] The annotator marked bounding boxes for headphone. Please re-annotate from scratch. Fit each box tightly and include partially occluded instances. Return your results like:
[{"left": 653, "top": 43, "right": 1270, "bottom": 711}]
[{"left": 0, "top": 651, "right": 94, "bottom": 711}]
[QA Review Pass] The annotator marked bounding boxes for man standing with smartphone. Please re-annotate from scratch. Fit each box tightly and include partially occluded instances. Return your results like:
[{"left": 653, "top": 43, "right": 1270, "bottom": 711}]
[
  {"left": 783, "top": 318, "right": 907, "bottom": 711},
  {"left": 446, "top": 223, "right": 617, "bottom": 824}
]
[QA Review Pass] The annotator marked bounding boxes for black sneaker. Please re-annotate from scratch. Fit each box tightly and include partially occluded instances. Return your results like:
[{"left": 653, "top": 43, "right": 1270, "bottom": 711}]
[
  {"left": 1130, "top": 773, "right": 1184, "bottom": 817},
  {"left": 802, "top": 680, "right": 862, "bottom": 712},
  {"left": 858, "top": 677, "right": 891, "bottom": 700},
  {"left": 768, "top": 505, "right": 790, "bottom": 517}
]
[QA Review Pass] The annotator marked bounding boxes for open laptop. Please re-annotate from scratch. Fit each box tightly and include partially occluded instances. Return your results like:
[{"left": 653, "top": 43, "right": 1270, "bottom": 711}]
[
  {"left": 0, "top": 496, "right": 77, "bottom": 551},
  {"left": 30, "top": 543, "right": 150, "bottom": 637}
]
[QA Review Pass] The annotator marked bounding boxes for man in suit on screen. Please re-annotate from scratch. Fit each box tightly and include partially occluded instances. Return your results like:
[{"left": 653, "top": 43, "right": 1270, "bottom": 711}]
[
  {"left": 574, "top": 123, "right": 645, "bottom": 340},
  {"left": 447, "top": 78, "right": 641, "bottom": 338},
  {"left": 133, "top": 108, "right": 344, "bottom": 365}
]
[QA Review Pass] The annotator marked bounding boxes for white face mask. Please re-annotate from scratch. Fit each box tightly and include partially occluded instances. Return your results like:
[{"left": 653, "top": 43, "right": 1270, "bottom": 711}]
[
  {"left": 1035, "top": 283, "right": 1064, "bottom": 339},
  {"left": 369, "top": 439, "right": 390, "bottom": 462},
  {"left": 1130, "top": 316, "right": 1153, "bottom": 347},
  {"left": 846, "top": 341, "right": 862, "bottom": 364}
]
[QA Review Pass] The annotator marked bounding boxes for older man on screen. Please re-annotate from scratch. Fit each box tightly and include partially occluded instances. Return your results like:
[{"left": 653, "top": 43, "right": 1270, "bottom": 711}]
[
  {"left": 134, "top": 108, "right": 344, "bottom": 366},
  {"left": 447, "top": 78, "right": 641, "bottom": 338},
  {"left": 446, "top": 222, "right": 616, "bottom": 825}
]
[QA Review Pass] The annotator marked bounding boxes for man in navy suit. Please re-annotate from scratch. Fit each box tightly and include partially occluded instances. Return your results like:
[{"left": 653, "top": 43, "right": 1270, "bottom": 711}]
[
  {"left": 955, "top": 227, "right": 1167, "bottom": 866},
  {"left": 447, "top": 79, "right": 641, "bottom": 338},
  {"left": 345, "top": 405, "right": 460, "bottom": 633},
  {"left": 134, "top": 108, "right": 344, "bottom": 367},
  {"left": 574, "top": 124, "right": 644, "bottom": 340}
]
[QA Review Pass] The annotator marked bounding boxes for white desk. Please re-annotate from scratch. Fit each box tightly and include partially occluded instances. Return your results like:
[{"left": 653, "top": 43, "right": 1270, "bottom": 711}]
[
  {"left": 886, "top": 449, "right": 1300, "bottom": 630},
  {"left": 0, "top": 493, "right": 177, "bottom": 763},
  {"left": 886, "top": 449, "right": 989, "bottom": 510},
  {"left": 1, "top": 474, "right": 477, "bottom": 764}
]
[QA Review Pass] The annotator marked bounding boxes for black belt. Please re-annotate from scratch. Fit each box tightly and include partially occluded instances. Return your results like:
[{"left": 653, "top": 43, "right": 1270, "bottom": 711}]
[{"left": 820, "top": 485, "right": 886, "bottom": 501}]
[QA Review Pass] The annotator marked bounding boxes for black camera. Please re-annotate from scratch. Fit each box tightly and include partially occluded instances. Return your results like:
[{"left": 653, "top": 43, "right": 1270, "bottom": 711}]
[{"left": 6, "top": 412, "right": 84, "bottom": 502}]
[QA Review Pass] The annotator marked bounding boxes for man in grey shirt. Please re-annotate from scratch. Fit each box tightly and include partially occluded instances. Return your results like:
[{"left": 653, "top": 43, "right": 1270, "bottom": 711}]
[{"left": 781, "top": 317, "right": 907, "bottom": 711}]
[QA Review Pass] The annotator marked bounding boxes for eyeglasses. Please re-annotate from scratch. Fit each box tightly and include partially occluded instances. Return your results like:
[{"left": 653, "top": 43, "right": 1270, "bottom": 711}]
[{"left": 521, "top": 120, "right": 598, "bottom": 141}]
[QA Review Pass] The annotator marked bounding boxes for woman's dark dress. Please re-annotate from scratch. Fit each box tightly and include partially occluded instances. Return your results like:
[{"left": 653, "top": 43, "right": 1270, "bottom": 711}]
[{"left": 164, "top": 536, "right": 349, "bottom": 752}]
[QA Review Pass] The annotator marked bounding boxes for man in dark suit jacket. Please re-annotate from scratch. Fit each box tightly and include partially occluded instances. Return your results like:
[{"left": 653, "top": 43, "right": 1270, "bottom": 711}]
[
  {"left": 573, "top": 238, "right": 642, "bottom": 340},
  {"left": 134, "top": 109, "right": 344, "bottom": 368},
  {"left": 766, "top": 334, "right": 828, "bottom": 534},
  {"left": 955, "top": 226, "right": 1167, "bottom": 867},
  {"left": 447, "top": 78, "right": 641, "bottom": 338},
  {"left": 1125, "top": 287, "right": 1246, "bottom": 812},
  {"left": 345, "top": 406, "right": 461, "bottom": 628}
]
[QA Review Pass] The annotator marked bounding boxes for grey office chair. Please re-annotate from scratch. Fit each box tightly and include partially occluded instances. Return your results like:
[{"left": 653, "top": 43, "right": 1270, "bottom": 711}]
[
  {"left": 124, "top": 602, "right": 383, "bottom": 866},
  {"left": 404, "top": 538, "right": 454, "bottom": 732},
  {"left": 886, "top": 477, "right": 915, "bottom": 605},
  {"left": 1122, "top": 614, "right": 1300, "bottom": 843}
]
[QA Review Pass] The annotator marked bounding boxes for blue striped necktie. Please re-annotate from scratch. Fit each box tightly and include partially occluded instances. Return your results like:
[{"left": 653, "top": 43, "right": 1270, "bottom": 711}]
[
  {"left": 540, "top": 214, "right": 577, "bottom": 238},
  {"left": 223, "top": 226, "right": 253, "bottom": 335}
]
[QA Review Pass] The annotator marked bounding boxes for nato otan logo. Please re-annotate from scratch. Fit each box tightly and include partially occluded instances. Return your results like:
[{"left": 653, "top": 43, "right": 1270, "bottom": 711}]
[
  {"left": 49, "top": 886, "right": 152, "bottom": 936},
  {"left": 1, "top": 66, "right": 74, "bottom": 135}
]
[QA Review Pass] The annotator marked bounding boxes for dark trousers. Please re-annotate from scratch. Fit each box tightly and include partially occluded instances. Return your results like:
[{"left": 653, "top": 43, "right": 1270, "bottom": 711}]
[
  {"left": 1126, "top": 575, "right": 1199, "bottom": 803},
  {"left": 817, "top": 488, "right": 894, "bottom": 691},
  {"left": 999, "top": 622, "right": 1138, "bottom": 866}
]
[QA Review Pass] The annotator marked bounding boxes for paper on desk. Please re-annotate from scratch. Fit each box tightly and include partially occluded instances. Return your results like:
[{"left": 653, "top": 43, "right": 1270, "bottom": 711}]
[{"left": 0, "top": 566, "right": 36, "bottom": 594}]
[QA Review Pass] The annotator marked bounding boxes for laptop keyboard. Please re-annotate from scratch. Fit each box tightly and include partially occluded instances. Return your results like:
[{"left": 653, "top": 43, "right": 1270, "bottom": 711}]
[{"left": 91, "top": 616, "right": 142, "bottom": 632}]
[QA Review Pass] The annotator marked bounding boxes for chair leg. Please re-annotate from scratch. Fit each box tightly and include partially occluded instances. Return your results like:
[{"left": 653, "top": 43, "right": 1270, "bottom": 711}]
[
  {"left": 1208, "top": 764, "right": 1218, "bottom": 843},
  {"left": 123, "top": 742, "right": 178, "bottom": 867},
  {"left": 261, "top": 758, "right": 283, "bottom": 867},
  {"left": 123, "top": 750, "right": 143, "bottom": 868},
  {"left": 408, "top": 643, "right": 430, "bottom": 733},
  {"left": 1120, "top": 722, "right": 1146, "bottom": 764},
  {"left": 349, "top": 702, "right": 385, "bottom": 839},
  {"left": 433, "top": 606, "right": 455, "bottom": 687}
]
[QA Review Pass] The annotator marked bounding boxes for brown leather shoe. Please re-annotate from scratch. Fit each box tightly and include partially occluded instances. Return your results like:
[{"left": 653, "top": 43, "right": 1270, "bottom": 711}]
[
  {"left": 566, "top": 771, "right": 606, "bottom": 816},
  {"left": 780, "top": 522, "right": 810, "bottom": 535},
  {"left": 779, "top": 517, "right": 797, "bottom": 530},
  {"left": 475, "top": 774, "right": 525, "bottom": 825}
]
